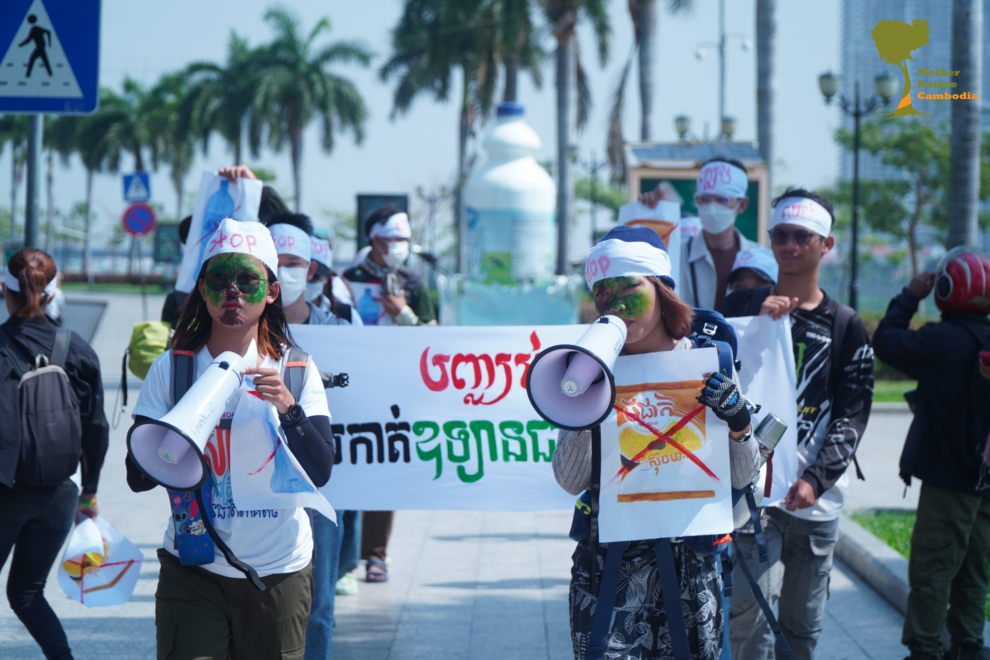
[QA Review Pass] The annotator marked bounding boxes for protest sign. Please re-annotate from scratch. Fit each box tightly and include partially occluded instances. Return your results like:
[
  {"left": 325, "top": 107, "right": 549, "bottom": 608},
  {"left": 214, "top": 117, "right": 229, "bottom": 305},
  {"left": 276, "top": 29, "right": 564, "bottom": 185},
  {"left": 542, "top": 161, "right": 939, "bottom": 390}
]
[
  {"left": 293, "top": 324, "right": 584, "bottom": 511},
  {"left": 58, "top": 517, "right": 143, "bottom": 607},
  {"left": 598, "top": 347, "right": 733, "bottom": 542},
  {"left": 175, "top": 171, "right": 263, "bottom": 294},
  {"left": 728, "top": 315, "right": 798, "bottom": 505}
]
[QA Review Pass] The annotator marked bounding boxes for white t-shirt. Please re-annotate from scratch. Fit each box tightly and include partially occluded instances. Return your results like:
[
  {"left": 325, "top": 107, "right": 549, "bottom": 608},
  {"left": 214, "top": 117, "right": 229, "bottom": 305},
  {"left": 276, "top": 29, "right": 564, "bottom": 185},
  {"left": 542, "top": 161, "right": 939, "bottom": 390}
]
[{"left": 133, "top": 344, "right": 331, "bottom": 578}]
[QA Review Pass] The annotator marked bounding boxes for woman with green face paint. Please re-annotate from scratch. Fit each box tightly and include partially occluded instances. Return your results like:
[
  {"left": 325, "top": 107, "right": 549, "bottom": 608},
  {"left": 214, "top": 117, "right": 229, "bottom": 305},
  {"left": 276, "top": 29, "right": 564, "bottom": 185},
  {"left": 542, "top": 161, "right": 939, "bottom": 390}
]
[
  {"left": 125, "top": 218, "right": 337, "bottom": 660},
  {"left": 552, "top": 226, "right": 761, "bottom": 660}
]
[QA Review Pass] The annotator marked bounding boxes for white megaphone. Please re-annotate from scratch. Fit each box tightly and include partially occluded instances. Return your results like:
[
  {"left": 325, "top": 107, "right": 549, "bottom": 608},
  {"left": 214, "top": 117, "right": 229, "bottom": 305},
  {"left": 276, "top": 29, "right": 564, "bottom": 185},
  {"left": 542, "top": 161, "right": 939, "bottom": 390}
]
[
  {"left": 127, "top": 351, "right": 248, "bottom": 490},
  {"left": 733, "top": 413, "right": 788, "bottom": 528},
  {"left": 526, "top": 315, "right": 627, "bottom": 431}
]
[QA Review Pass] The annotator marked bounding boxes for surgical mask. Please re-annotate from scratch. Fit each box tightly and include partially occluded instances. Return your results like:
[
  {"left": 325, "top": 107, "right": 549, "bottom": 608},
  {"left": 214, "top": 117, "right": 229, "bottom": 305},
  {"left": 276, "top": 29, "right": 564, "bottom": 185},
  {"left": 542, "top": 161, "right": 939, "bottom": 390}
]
[
  {"left": 305, "top": 279, "right": 325, "bottom": 302},
  {"left": 277, "top": 267, "right": 309, "bottom": 304},
  {"left": 698, "top": 202, "right": 738, "bottom": 234},
  {"left": 383, "top": 241, "right": 410, "bottom": 268}
]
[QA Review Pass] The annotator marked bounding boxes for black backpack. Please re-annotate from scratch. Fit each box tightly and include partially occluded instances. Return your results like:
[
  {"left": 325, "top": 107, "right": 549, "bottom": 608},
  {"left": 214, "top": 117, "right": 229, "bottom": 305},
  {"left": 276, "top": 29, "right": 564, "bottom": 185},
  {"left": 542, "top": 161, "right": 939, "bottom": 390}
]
[{"left": 0, "top": 327, "right": 82, "bottom": 487}]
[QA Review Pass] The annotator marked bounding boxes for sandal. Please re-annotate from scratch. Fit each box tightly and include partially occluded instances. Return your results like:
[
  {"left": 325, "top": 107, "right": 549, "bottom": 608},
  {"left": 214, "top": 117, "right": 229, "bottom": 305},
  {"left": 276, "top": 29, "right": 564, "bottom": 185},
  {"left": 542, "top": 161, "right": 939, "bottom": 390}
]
[{"left": 365, "top": 558, "right": 388, "bottom": 583}]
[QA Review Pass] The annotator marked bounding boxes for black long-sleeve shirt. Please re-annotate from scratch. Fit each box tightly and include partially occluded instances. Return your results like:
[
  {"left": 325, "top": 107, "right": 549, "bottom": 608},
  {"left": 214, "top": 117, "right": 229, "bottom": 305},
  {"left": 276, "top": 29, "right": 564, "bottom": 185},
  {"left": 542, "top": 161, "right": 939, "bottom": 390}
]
[{"left": 0, "top": 315, "right": 109, "bottom": 493}]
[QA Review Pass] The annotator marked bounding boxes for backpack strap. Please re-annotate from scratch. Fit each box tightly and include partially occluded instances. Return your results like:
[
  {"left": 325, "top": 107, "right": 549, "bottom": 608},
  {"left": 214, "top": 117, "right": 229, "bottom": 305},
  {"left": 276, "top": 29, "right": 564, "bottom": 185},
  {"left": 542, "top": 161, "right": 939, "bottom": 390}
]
[
  {"left": 283, "top": 347, "right": 309, "bottom": 403},
  {"left": 732, "top": 539, "right": 791, "bottom": 652},
  {"left": 49, "top": 327, "right": 71, "bottom": 368},
  {"left": 338, "top": 302, "right": 353, "bottom": 324},
  {"left": 688, "top": 237, "right": 701, "bottom": 308},
  {"left": 0, "top": 328, "right": 31, "bottom": 379},
  {"left": 171, "top": 350, "right": 196, "bottom": 406},
  {"left": 828, "top": 303, "right": 865, "bottom": 481},
  {"left": 654, "top": 539, "right": 692, "bottom": 660},
  {"left": 587, "top": 541, "right": 626, "bottom": 660}
]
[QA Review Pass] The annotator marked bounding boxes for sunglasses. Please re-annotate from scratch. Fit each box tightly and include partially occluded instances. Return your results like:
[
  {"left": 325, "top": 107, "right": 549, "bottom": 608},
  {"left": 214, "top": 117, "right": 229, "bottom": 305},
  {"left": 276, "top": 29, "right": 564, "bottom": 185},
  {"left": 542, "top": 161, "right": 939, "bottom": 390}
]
[
  {"left": 204, "top": 270, "right": 266, "bottom": 296},
  {"left": 768, "top": 227, "right": 818, "bottom": 247}
]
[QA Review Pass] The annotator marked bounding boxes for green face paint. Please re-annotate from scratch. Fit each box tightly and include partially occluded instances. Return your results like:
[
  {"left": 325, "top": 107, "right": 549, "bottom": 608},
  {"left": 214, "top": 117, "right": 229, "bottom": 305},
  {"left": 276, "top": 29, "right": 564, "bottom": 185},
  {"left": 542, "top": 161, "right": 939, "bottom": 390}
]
[
  {"left": 593, "top": 276, "right": 652, "bottom": 319},
  {"left": 203, "top": 253, "right": 268, "bottom": 306}
]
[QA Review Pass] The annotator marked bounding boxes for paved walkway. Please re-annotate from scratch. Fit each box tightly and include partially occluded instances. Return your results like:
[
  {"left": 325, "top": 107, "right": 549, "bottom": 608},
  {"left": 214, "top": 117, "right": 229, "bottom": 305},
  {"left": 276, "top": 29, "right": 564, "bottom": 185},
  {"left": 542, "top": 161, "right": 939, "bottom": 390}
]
[{"left": 0, "top": 293, "right": 916, "bottom": 658}]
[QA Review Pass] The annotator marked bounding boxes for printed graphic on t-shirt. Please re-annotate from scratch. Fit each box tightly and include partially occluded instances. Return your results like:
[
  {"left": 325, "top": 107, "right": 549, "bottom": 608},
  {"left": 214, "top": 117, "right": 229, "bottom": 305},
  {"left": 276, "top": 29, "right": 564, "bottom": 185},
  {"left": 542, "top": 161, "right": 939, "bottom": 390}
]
[{"left": 791, "top": 304, "right": 835, "bottom": 447}]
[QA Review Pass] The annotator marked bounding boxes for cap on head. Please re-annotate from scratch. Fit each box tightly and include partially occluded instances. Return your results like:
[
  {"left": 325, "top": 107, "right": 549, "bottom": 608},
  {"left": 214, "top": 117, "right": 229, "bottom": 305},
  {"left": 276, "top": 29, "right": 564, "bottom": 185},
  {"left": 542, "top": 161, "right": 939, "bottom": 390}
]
[
  {"left": 934, "top": 246, "right": 990, "bottom": 315},
  {"left": 729, "top": 247, "right": 778, "bottom": 285},
  {"left": 585, "top": 225, "right": 674, "bottom": 290},
  {"left": 201, "top": 218, "right": 279, "bottom": 278}
]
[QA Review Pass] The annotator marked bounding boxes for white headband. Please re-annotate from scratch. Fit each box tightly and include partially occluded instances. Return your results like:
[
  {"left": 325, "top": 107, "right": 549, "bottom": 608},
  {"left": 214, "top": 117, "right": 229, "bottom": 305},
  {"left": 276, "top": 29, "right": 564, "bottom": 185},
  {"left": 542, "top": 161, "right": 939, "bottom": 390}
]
[
  {"left": 202, "top": 217, "right": 280, "bottom": 276},
  {"left": 4, "top": 265, "right": 57, "bottom": 297},
  {"left": 369, "top": 212, "right": 411, "bottom": 240},
  {"left": 771, "top": 196, "right": 832, "bottom": 237},
  {"left": 269, "top": 224, "right": 313, "bottom": 262},
  {"left": 696, "top": 161, "right": 748, "bottom": 199},
  {"left": 310, "top": 238, "right": 333, "bottom": 269},
  {"left": 585, "top": 239, "right": 673, "bottom": 287}
]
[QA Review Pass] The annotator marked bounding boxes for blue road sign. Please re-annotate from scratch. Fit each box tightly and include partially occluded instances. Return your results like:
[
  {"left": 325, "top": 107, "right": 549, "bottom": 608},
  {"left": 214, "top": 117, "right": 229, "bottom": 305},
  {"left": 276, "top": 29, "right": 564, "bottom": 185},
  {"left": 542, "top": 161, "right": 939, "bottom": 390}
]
[
  {"left": 123, "top": 172, "right": 151, "bottom": 202},
  {"left": 0, "top": 0, "right": 101, "bottom": 114},
  {"left": 122, "top": 203, "right": 156, "bottom": 237}
]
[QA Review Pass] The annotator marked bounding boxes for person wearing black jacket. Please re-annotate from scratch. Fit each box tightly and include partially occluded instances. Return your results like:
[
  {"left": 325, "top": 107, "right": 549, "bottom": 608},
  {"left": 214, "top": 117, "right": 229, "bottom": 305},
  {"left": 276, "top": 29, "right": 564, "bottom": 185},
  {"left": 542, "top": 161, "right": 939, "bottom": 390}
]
[
  {"left": 0, "top": 248, "right": 109, "bottom": 660},
  {"left": 722, "top": 190, "right": 874, "bottom": 660},
  {"left": 873, "top": 248, "right": 990, "bottom": 660}
]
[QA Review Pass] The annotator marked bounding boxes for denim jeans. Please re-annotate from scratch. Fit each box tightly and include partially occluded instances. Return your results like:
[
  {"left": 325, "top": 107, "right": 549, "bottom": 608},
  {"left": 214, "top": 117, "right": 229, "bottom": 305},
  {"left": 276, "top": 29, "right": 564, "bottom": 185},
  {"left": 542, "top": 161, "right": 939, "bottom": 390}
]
[
  {"left": 0, "top": 480, "right": 78, "bottom": 660},
  {"left": 305, "top": 510, "right": 342, "bottom": 660},
  {"left": 338, "top": 511, "right": 361, "bottom": 576},
  {"left": 729, "top": 508, "right": 839, "bottom": 660}
]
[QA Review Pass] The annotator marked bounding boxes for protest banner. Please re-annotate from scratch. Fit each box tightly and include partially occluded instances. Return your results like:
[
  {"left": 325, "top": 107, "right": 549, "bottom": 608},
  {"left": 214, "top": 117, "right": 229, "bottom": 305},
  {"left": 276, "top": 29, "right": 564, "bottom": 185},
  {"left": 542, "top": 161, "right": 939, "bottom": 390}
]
[
  {"left": 728, "top": 315, "right": 799, "bottom": 505},
  {"left": 598, "top": 347, "right": 733, "bottom": 542},
  {"left": 175, "top": 171, "right": 263, "bottom": 294},
  {"left": 293, "top": 324, "right": 584, "bottom": 511}
]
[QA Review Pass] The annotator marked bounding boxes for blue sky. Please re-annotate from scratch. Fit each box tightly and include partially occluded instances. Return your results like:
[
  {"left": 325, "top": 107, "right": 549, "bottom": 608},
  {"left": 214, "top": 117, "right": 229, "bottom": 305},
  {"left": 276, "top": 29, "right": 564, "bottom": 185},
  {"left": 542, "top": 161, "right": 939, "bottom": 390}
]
[{"left": 0, "top": 0, "right": 841, "bottom": 255}]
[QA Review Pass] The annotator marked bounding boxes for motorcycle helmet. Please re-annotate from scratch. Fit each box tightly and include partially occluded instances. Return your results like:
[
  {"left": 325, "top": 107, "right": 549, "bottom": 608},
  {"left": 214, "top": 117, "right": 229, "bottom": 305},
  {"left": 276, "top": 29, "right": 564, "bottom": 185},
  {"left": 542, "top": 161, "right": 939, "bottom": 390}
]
[{"left": 934, "top": 246, "right": 990, "bottom": 315}]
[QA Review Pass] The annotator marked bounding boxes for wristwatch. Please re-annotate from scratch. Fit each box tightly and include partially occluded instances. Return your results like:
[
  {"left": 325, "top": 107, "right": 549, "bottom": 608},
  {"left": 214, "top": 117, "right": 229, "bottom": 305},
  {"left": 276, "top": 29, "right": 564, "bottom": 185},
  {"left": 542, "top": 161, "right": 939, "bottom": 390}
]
[{"left": 281, "top": 403, "right": 303, "bottom": 425}]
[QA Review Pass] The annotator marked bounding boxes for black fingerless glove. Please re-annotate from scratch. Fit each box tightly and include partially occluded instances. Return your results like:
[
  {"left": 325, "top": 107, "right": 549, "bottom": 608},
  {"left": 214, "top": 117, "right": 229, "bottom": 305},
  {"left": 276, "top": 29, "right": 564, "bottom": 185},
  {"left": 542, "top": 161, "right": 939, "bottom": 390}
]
[{"left": 697, "top": 372, "right": 752, "bottom": 433}]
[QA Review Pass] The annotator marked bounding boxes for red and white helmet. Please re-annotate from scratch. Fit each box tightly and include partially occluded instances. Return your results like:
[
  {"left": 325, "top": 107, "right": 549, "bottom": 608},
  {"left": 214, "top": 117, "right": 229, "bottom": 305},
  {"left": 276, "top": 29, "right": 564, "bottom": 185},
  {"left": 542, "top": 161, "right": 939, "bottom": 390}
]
[{"left": 934, "top": 246, "right": 990, "bottom": 315}]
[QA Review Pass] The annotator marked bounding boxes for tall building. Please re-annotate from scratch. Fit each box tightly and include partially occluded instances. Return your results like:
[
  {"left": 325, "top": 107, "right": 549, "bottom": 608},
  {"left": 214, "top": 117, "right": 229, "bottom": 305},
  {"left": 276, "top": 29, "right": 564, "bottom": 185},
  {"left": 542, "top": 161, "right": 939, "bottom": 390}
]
[{"left": 839, "top": 0, "right": 990, "bottom": 181}]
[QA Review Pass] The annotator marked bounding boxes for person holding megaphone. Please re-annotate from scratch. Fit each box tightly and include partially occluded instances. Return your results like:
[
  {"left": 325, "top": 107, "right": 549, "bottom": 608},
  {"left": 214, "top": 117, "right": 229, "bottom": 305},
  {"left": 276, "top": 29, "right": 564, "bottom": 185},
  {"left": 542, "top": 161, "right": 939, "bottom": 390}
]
[
  {"left": 551, "top": 227, "right": 761, "bottom": 660},
  {"left": 125, "top": 218, "right": 335, "bottom": 660}
]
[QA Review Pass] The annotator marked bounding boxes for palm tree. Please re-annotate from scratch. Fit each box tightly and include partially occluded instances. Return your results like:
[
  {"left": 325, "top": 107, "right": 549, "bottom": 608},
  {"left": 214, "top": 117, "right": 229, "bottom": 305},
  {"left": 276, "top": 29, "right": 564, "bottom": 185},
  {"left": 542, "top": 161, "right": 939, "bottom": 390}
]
[
  {"left": 947, "top": 0, "right": 982, "bottom": 248},
  {"left": 253, "top": 7, "right": 372, "bottom": 212},
  {"left": 146, "top": 72, "right": 196, "bottom": 222},
  {"left": 755, "top": 0, "right": 775, "bottom": 194},
  {"left": 540, "top": 0, "right": 611, "bottom": 274},
  {"left": 486, "top": 0, "right": 544, "bottom": 103},
  {"left": 606, "top": 0, "right": 691, "bottom": 180},
  {"left": 180, "top": 32, "right": 263, "bottom": 165},
  {"left": 0, "top": 115, "right": 29, "bottom": 237},
  {"left": 381, "top": 0, "right": 492, "bottom": 274}
]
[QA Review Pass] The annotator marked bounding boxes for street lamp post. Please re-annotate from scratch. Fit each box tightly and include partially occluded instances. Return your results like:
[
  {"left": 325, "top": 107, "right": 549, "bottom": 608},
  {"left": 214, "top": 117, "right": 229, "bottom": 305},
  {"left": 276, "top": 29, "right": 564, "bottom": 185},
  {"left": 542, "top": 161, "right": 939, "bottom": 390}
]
[
  {"left": 696, "top": 0, "right": 750, "bottom": 138},
  {"left": 818, "top": 71, "right": 896, "bottom": 310}
]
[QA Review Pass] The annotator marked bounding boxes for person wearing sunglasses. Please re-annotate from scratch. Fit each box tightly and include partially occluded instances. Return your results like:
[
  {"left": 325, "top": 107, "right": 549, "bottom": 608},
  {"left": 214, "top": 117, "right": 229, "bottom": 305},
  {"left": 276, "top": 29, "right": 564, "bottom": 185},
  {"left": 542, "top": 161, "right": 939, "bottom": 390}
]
[
  {"left": 640, "top": 157, "right": 757, "bottom": 311},
  {"left": 721, "top": 189, "right": 874, "bottom": 659}
]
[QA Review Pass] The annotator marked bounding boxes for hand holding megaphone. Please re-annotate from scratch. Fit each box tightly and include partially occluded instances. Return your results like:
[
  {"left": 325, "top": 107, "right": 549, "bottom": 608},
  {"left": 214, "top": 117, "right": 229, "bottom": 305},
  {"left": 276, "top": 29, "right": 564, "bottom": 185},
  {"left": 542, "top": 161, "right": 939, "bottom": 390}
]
[
  {"left": 128, "top": 352, "right": 249, "bottom": 490},
  {"left": 526, "top": 316, "right": 627, "bottom": 431}
]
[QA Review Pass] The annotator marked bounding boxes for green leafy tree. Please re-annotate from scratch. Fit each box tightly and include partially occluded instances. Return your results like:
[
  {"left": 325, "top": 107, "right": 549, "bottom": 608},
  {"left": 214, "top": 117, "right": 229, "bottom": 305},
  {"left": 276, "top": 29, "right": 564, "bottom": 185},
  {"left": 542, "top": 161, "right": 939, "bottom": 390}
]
[
  {"left": 487, "top": 0, "right": 543, "bottom": 103},
  {"left": 253, "top": 7, "right": 372, "bottom": 212},
  {"left": 180, "top": 32, "right": 264, "bottom": 165},
  {"left": 871, "top": 18, "right": 929, "bottom": 118},
  {"left": 0, "top": 115, "right": 28, "bottom": 237}
]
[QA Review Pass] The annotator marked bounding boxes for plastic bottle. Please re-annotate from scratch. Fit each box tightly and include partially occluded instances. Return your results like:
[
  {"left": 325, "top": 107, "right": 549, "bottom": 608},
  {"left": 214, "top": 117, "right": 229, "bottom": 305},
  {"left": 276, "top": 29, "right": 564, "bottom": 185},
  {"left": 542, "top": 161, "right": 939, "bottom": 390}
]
[
  {"left": 357, "top": 288, "right": 380, "bottom": 326},
  {"left": 463, "top": 103, "right": 556, "bottom": 284}
]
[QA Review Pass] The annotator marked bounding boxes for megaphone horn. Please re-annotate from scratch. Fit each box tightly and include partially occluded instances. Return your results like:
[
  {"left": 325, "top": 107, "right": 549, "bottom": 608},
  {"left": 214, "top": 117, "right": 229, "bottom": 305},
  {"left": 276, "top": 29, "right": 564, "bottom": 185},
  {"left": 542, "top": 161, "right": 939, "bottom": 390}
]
[
  {"left": 127, "top": 352, "right": 248, "bottom": 491},
  {"left": 526, "top": 315, "right": 627, "bottom": 431}
]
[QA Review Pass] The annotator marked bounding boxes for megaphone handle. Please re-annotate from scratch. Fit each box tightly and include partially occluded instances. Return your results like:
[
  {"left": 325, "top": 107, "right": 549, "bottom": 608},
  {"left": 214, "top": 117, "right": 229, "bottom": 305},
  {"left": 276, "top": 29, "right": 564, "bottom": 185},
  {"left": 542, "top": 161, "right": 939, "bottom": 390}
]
[{"left": 588, "top": 425, "right": 602, "bottom": 597}]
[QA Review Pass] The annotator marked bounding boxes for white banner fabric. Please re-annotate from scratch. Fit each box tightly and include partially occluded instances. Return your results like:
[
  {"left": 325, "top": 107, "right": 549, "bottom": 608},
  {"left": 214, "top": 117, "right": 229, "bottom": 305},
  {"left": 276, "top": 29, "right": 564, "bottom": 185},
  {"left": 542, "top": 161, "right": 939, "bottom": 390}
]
[
  {"left": 598, "top": 348, "right": 733, "bottom": 543},
  {"left": 175, "top": 171, "right": 263, "bottom": 294},
  {"left": 728, "top": 315, "right": 799, "bottom": 505},
  {"left": 293, "top": 324, "right": 584, "bottom": 512}
]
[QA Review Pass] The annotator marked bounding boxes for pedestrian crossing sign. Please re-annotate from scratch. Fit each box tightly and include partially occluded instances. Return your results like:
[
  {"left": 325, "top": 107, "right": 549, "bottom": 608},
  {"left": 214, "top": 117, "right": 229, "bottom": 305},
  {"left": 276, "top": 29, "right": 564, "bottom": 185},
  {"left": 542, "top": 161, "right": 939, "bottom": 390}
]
[
  {"left": 123, "top": 172, "right": 151, "bottom": 203},
  {"left": 0, "top": 0, "right": 100, "bottom": 114}
]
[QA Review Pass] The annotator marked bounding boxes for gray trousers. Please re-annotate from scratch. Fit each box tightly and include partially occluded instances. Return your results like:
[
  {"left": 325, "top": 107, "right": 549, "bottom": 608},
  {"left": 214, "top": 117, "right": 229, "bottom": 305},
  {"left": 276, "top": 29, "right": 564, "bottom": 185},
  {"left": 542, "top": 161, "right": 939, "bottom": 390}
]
[{"left": 729, "top": 507, "right": 839, "bottom": 660}]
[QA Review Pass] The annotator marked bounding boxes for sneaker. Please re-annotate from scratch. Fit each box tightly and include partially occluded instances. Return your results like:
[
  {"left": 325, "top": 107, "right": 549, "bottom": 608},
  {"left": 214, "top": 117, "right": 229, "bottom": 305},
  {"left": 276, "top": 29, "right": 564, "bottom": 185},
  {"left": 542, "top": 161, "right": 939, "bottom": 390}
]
[{"left": 336, "top": 572, "right": 359, "bottom": 596}]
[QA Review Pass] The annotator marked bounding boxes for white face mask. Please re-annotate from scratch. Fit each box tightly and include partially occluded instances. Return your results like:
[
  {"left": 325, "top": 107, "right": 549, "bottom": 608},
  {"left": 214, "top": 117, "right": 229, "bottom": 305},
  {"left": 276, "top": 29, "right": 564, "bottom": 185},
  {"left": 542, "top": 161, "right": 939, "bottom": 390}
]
[
  {"left": 305, "top": 279, "right": 324, "bottom": 302},
  {"left": 383, "top": 241, "right": 410, "bottom": 268},
  {"left": 698, "top": 202, "right": 738, "bottom": 234},
  {"left": 277, "top": 266, "right": 309, "bottom": 304}
]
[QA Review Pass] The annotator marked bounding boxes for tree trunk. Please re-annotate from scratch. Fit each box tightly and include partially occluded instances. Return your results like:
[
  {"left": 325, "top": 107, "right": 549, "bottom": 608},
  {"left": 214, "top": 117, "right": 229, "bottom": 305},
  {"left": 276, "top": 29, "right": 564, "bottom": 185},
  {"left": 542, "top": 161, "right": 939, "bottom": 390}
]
[
  {"left": 555, "top": 34, "right": 573, "bottom": 275},
  {"left": 456, "top": 66, "right": 471, "bottom": 275},
  {"left": 288, "top": 100, "right": 303, "bottom": 213},
  {"left": 756, "top": 0, "right": 776, "bottom": 192},
  {"left": 503, "top": 53, "right": 519, "bottom": 103},
  {"left": 134, "top": 145, "right": 145, "bottom": 173},
  {"left": 633, "top": 0, "right": 656, "bottom": 141},
  {"left": 9, "top": 153, "right": 17, "bottom": 238},
  {"left": 948, "top": 0, "right": 982, "bottom": 248},
  {"left": 44, "top": 149, "right": 54, "bottom": 254},
  {"left": 908, "top": 213, "right": 919, "bottom": 277},
  {"left": 175, "top": 173, "right": 185, "bottom": 224},
  {"left": 84, "top": 169, "right": 93, "bottom": 284},
  {"left": 234, "top": 138, "right": 242, "bottom": 167}
]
